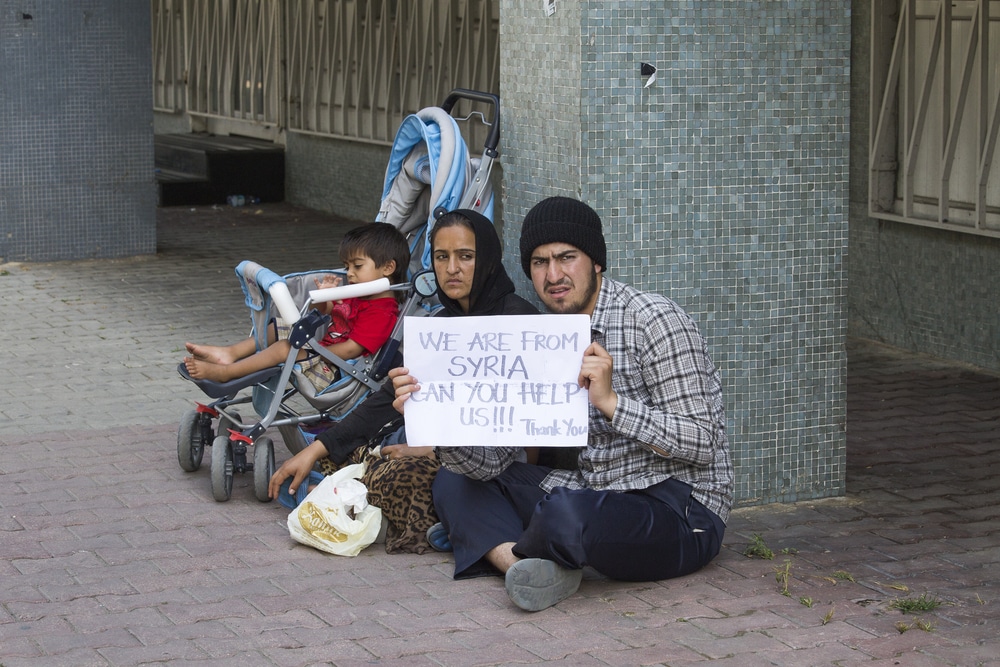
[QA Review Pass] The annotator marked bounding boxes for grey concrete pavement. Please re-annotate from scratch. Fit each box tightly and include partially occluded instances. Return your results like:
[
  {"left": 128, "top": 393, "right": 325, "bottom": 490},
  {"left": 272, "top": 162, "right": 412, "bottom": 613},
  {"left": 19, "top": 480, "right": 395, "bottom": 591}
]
[
  {"left": 1, "top": 204, "right": 998, "bottom": 666},
  {"left": 0, "top": 204, "right": 358, "bottom": 436}
]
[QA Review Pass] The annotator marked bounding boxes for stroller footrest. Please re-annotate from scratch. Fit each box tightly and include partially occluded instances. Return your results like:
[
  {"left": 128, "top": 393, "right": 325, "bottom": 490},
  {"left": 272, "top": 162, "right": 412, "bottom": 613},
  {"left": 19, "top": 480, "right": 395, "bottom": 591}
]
[{"left": 177, "top": 363, "right": 282, "bottom": 398}]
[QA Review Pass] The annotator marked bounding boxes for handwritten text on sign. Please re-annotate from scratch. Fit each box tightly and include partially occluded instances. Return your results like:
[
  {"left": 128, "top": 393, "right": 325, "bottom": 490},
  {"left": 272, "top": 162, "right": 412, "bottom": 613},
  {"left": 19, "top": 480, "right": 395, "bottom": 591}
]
[{"left": 403, "top": 314, "right": 590, "bottom": 447}]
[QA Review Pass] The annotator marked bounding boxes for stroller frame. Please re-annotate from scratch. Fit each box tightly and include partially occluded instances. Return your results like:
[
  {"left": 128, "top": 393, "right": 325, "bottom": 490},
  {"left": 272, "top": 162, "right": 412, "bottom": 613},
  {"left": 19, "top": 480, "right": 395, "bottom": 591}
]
[{"left": 177, "top": 265, "right": 438, "bottom": 502}]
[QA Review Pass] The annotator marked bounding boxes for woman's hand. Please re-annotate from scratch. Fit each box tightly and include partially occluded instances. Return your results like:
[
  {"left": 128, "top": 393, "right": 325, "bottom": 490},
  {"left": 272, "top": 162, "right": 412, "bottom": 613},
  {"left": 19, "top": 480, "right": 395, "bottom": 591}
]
[
  {"left": 268, "top": 440, "right": 326, "bottom": 500},
  {"left": 388, "top": 366, "right": 420, "bottom": 415},
  {"left": 380, "top": 443, "right": 436, "bottom": 460}
]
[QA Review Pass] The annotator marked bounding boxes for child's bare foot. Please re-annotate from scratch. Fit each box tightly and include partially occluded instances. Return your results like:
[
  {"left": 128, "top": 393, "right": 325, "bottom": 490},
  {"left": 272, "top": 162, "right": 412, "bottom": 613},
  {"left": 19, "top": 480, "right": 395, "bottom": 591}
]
[
  {"left": 183, "top": 356, "right": 237, "bottom": 382},
  {"left": 185, "top": 342, "right": 236, "bottom": 365}
]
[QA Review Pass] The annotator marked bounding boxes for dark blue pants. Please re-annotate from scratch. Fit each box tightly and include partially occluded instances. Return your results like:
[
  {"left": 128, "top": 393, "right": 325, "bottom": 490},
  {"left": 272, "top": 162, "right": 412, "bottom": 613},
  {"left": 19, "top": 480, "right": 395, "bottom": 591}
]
[{"left": 432, "top": 462, "right": 725, "bottom": 581}]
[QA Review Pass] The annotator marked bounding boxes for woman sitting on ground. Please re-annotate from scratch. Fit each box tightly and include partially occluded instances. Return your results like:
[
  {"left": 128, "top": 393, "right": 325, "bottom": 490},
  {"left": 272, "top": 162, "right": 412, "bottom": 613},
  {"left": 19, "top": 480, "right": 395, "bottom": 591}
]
[{"left": 268, "top": 209, "right": 538, "bottom": 553}]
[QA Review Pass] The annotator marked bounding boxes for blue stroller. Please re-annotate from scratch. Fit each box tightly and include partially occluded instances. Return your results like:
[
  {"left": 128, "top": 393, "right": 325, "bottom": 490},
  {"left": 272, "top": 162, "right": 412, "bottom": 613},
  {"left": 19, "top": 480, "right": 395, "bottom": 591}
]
[
  {"left": 177, "top": 89, "right": 501, "bottom": 502},
  {"left": 177, "top": 266, "right": 438, "bottom": 502}
]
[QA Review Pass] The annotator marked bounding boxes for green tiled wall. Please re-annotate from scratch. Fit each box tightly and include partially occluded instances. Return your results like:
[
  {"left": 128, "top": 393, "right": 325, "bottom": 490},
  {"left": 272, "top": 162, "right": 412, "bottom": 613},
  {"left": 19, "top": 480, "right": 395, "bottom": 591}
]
[
  {"left": 500, "top": 0, "right": 852, "bottom": 506},
  {"left": 0, "top": 2, "right": 156, "bottom": 262}
]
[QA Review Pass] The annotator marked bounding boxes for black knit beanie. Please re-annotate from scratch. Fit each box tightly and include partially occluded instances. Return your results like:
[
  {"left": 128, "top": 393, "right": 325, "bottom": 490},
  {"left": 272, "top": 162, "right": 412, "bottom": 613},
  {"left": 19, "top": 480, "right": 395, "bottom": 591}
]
[{"left": 519, "top": 197, "right": 607, "bottom": 277}]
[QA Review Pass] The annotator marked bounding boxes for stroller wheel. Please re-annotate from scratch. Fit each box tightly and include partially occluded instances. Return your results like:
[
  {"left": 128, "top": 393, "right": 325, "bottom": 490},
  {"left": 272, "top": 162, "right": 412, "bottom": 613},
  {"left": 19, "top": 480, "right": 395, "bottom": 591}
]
[
  {"left": 277, "top": 424, "right": 307, "bottom": 455},
  {"left": 210, "top": 435, "right": 234, "bottom": 502},
  {"left": 177, "top": 409, "right": 208, "bottom": 472},
  {"left": 253, "top": 436, "right": 276, "bottom": 503},
  {"left": 217, "top": 411, "right": 243, "bottom": 439}
]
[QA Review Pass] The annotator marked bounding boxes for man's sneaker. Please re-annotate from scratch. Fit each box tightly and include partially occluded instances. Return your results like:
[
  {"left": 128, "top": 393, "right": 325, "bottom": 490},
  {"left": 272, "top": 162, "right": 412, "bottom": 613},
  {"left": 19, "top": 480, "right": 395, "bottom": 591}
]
[{"left": 504, "top": 558, "right": 583, "bottom": 612}]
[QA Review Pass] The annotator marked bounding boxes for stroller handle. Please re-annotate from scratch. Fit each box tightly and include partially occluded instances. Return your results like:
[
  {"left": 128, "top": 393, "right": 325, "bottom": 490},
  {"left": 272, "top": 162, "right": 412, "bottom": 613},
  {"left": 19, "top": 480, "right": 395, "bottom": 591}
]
[
  {"left": 308, "top": 277, "right": 391, "bottom": 305},
  {"left": 442, "top": 88, "right": 500, "bottom": 157},
  {"left": 268, "top": 282, "right": 300, "bottom": 325}
]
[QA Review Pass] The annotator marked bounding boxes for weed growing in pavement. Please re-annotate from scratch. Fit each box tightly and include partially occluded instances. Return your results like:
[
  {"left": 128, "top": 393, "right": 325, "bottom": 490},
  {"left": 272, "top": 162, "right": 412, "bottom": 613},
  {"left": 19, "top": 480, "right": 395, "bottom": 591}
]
[
  {"left": 874, "top": 580, "right": 909, "bottom": 591},
  {"left": 743, "top": 533, "right": 774, "bottom": 560},
  {"left": 890, "top": 593, "right": 942, "bottom": 614},
  {"left": 822, "top": 607, "right": 835, "bottom": 625},
  {"left": 774, "top": 559, "right": 793, "bottom": 597},
  {"left": 799, "top": 596, "right": 814, "bottom": 608},
  {"left": 895, "top": 618, "right": 936, "bottom": 633},
  {"left": 831, "top": 570, "right": 855, "bottom": 582}
]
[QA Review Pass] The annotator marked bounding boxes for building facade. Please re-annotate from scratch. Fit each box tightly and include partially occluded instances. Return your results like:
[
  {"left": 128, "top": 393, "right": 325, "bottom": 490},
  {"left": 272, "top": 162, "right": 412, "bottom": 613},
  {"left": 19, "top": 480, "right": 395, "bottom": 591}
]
[{"left": 10, "top": 0, "right": 995, "bottom": 507}]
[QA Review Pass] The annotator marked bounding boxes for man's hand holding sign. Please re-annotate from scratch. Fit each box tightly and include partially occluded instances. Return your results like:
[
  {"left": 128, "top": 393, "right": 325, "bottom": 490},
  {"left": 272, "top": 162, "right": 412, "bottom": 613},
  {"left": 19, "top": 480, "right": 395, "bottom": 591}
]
[{"left": 395, "top": 314, "right": 591, "bottom": 447}]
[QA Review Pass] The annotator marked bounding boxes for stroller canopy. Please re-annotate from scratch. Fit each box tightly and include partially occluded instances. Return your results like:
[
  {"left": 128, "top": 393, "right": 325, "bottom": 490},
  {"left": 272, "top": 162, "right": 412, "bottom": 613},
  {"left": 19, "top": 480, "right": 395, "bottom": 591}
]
[{"left": 376, "top": 106, "right": 492, "bottom": 277}]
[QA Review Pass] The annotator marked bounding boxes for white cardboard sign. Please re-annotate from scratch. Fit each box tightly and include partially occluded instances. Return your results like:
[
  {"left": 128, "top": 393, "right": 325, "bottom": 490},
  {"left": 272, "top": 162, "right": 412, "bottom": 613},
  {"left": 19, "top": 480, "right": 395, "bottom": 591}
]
[{"left": 402, "top": 314, "right": 591, "bottom": 447}]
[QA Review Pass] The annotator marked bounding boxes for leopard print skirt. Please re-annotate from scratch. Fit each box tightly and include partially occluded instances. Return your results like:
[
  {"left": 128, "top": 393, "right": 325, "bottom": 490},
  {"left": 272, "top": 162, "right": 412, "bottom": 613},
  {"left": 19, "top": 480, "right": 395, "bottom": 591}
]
[{"left": 316, "top": 449, "right": 440, "bottom": 554}]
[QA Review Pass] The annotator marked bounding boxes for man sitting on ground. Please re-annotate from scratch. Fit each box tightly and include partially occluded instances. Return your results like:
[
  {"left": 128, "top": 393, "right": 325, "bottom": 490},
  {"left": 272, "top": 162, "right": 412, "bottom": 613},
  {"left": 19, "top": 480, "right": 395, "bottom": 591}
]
[{"left": 391, "top": 196, "right": 734, "bottom": 612}]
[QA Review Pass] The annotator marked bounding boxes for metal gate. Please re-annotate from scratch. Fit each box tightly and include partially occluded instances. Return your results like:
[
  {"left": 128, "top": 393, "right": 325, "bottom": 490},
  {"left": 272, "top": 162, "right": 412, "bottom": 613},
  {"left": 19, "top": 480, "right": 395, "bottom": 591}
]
[
  {"left": 151, "top": 0, "right": 499, "bottom": 146},
  {"left": 870, "top": 0, "right": 1000, "bottom": 237}
]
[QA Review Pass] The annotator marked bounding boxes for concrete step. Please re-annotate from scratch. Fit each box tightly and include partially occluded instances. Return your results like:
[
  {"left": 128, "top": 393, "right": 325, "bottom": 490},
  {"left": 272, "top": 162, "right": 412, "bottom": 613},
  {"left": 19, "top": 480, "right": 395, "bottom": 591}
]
[{"left": 154, "top": 133, "right": 284, "bottom": 207}]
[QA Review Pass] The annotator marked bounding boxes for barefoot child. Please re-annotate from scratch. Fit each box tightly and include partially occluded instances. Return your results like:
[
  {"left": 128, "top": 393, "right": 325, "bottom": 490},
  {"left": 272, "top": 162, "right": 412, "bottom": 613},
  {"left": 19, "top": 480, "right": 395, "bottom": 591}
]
[{"left": 184, "top": 223, "right": 410, "bottom": 385}]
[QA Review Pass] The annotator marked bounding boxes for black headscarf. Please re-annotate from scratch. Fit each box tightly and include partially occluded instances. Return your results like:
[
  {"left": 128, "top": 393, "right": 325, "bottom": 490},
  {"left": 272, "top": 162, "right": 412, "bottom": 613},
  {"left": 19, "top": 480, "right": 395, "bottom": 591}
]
[{"left": 433, "top": 209, "right": 522, "bottom": 317}]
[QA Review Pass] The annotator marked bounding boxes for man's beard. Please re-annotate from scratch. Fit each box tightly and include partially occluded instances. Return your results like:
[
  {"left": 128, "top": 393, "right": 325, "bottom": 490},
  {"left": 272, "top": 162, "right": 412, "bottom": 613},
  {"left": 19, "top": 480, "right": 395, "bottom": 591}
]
[{"left": 543, "top": 269, "right": 598, "bottom": 314}]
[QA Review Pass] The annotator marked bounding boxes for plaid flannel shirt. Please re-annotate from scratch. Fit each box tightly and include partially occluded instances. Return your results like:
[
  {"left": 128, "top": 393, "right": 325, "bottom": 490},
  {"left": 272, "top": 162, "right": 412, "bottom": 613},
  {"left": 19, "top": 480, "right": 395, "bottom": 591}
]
[{"left": 437, "top": 276, "right": 734, "bottom": 523}]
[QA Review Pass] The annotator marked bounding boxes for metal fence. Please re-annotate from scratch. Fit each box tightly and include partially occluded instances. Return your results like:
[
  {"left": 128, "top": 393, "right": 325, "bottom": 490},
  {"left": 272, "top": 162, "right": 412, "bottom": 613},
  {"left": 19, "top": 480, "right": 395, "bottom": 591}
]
[
  {"left": 152, "top": 0, "right": 187, "bottom": 112},
  {"left": 870, "top": 0, "right": 1000, "bottom": 237},
  {"left": 151, "top": 0, "right": 499, "bottom": 146}
]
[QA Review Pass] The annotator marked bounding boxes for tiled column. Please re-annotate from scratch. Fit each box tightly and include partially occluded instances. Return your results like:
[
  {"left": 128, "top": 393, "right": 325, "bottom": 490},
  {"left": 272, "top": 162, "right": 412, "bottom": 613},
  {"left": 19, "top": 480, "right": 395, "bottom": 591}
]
[
  {"left": 500, "top": 1, "right": 851, "bottom": 506},
  {"left": 0, "top": 1, "right": 155, "bottom": 262}
]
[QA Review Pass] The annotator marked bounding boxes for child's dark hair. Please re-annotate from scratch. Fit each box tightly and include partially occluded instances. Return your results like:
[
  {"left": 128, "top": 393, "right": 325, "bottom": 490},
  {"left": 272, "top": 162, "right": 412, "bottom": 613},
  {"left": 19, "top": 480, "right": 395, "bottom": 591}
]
[{"left": 339, "top": 223, "right": 411, "bottom": 290}]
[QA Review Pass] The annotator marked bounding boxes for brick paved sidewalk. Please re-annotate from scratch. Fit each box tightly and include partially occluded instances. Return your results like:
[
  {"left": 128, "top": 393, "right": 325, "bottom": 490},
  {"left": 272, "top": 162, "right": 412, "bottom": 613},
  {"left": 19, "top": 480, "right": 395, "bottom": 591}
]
[
  {"left": 0, "top": 204, "right": 358, "bottom": 436},
  {"left": 1, "top": 205, "right": 998, "bottom": 665}
]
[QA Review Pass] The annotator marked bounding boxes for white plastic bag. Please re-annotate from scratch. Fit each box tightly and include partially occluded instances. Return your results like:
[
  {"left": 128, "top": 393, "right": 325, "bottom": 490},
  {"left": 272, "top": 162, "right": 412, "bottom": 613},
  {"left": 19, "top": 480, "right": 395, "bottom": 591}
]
[{"left": 287, "top": 463, "right": 382, "bottom": 557}]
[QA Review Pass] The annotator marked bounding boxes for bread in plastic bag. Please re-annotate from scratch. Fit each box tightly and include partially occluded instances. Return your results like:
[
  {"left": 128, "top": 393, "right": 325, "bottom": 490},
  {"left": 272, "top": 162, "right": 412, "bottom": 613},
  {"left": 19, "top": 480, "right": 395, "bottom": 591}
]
[{"left": 287, "top": 462, "right": 382, "bottom": 557}]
